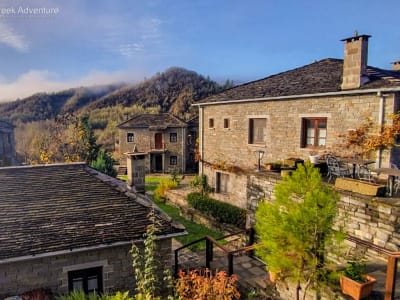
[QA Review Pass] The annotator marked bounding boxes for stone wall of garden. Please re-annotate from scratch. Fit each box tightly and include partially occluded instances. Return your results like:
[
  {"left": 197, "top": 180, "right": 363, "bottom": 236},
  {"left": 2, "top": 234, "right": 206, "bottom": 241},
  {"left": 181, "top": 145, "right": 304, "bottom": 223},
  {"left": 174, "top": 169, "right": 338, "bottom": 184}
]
[{"left": 247, "top": 172, "right": 400, "bottom": 259}]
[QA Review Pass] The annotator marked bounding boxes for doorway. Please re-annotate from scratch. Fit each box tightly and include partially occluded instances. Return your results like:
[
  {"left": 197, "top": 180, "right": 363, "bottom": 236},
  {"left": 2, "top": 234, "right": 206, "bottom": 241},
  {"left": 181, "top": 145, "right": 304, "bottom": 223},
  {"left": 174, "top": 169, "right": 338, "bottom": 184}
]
[{"left": 154, "top": 154, "right": 163, "bottom": 172}]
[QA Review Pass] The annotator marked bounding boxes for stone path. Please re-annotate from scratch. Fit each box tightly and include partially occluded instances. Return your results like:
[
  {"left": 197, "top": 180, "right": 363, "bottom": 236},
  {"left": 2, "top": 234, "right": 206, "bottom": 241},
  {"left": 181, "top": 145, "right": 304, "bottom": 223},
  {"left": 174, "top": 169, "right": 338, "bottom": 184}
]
[{"left": 172, "top": 238, "right": 400, "bottom": 299}]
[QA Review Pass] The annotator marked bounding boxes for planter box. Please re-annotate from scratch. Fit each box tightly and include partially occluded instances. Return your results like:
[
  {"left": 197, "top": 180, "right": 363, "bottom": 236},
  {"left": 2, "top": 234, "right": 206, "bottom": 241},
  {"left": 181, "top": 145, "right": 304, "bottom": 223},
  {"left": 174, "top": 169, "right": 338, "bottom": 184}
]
[
  {"left": 335, "top": 178, "right": 386, "bottom": 196},
  {"left": 340, "top": 275, "right": 376, "bottom": 300},
  {"left": 283, "top": 158, "right": 304, "bottom": 168}
]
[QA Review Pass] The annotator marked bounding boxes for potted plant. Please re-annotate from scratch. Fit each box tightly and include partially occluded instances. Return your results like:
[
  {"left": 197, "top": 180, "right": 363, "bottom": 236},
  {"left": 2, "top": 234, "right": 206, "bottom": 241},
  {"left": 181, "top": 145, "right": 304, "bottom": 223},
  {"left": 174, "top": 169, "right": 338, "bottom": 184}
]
[
  {"left": 308, "top": 150, "right": 320, "bottom": 164},
  {"left": 265, "top": 161, "right": 282, "bottom": 171},
  {"left": 340, "top": 260, "right": 376, "bottom": 300}
]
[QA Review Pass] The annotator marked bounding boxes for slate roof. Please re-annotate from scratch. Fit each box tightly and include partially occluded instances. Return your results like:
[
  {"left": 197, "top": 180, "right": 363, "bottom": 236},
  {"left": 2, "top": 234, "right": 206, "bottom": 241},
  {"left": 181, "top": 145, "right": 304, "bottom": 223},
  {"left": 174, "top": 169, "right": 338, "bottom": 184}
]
[
  {"left": 117, "top": 113, "right": 187, "bottom": 129},
  {"left": 0, "top": 163, "right": 184, "bottom": 261},
  {"left": 198, "top": 58, "right": 400, "bottom": 104}
]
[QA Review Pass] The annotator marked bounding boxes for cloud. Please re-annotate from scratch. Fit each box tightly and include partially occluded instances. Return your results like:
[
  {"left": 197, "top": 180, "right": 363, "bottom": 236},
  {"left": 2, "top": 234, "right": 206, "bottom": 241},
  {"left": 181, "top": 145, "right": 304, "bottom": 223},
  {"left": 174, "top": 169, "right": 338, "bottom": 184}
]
[
  {"left": 0, "top": 69, "right": 143, "bottom": 102},
  {"left": 0, "top": 20, "right": 29, "bottom": 52}
]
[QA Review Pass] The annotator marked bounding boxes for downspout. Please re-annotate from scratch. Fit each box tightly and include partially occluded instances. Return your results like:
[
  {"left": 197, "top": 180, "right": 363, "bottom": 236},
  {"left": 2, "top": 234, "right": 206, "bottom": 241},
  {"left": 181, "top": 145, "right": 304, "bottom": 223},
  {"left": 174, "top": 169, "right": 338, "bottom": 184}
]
[{"left": 377, "top": 90, "right": 385, "bottom": 167}]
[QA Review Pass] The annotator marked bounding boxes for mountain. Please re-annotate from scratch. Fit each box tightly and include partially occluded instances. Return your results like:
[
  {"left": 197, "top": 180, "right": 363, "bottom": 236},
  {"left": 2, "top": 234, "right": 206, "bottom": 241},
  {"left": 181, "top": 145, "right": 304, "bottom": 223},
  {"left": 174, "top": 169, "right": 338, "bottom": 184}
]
[
  {"left": 0, "top": 67, "right": 226, "bottom": 124},
  {"left": 85, "top": 67, "right": 224, "bottom": 117}
]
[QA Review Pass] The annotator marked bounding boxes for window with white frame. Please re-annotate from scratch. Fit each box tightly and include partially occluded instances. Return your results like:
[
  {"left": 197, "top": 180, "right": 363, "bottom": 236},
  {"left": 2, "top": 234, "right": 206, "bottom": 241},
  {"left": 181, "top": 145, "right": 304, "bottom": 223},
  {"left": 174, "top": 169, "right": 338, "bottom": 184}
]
[
  {"left": 127, "top": 132, "right": 134, "bottom": 143},
  {"left": 301, "top": 117, "right": 327, "bottom": 147},
  {"left": 68, "top": 266, "right": 103, "bottom": 294},
  {"left": 170, "top": 132, "right": 177, "bottom": 142},
  {"left": 170, "top": 156, "right": 177, "bottom": 165},
  {"left": 216, "top": 172, "right": 229, "bottom": 193},
  {"left": 248, "top": 118, "right": 266, "bottom": 144}
]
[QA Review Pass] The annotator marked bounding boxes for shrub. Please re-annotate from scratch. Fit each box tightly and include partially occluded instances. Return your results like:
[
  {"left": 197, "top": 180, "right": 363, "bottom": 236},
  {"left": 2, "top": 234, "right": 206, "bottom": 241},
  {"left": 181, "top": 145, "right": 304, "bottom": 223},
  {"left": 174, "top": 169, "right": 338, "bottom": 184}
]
[
  {"left": 154, "top": 179, "right": 178, "bottom": 202},
  {"left": 175, "top": 269, "right": 240, "bottom": 300},
  {"left": 187, "top": 192, "right": 246, "bottom": 228}
]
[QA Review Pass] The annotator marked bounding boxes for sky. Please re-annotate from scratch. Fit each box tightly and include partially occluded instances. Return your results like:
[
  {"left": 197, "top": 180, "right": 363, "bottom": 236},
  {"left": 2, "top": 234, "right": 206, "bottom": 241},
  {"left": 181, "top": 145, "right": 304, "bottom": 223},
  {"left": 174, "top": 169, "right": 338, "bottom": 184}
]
[{"left": 0, "top": 0, "right": 400, "bottom": 102}]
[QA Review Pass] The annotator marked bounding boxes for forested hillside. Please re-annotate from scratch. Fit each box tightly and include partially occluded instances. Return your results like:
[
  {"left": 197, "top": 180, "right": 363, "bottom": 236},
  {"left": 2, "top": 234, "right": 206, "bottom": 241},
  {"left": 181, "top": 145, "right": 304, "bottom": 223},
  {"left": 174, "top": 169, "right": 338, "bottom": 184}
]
[
  {"left": 1, "top": 67, "right": 229, "bottom": 164},
  {"left": 0, "top": 67, "right": 227, "bottom": 124},
  {"left": 85, "top": 67, "right": 226, "bottom": 117}
]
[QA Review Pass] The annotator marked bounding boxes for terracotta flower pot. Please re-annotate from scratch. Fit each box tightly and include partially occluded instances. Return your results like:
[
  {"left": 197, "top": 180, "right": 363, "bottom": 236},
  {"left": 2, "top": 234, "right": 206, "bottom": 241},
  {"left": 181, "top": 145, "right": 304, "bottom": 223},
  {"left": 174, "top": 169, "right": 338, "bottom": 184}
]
[{"left": 340, "top": 274, "right": 376, "bottom": 300}]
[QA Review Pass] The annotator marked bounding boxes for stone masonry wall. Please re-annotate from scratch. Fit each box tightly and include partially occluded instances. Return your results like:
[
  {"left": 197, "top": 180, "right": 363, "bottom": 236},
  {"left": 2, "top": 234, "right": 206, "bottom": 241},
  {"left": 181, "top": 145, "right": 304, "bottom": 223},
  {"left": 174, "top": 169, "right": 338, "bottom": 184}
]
[
  {"left": 200, "top": 93, "right": 396, "bottom": 171},
  {"left": 246, "top": 173, "right": 400, "bottom": 258},
  {"left": 118, "top": 127, "right": 186, "bottom": 172},
  {"left": 0, "top": 239, "right": 172, "bottom": 297}
]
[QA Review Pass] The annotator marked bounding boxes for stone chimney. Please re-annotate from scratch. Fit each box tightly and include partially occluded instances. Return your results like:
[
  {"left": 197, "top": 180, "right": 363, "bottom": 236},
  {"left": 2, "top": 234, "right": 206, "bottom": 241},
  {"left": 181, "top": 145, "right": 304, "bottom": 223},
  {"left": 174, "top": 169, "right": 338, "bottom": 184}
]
[
  {"left": 392, "top": 61, "right": 400, "bottom": 71},
  {"left": 341, "top": 32, "right": 371, "bottom": 90},
  {"left": 125, "top": 149, "right": 146, "bottom": 194}
]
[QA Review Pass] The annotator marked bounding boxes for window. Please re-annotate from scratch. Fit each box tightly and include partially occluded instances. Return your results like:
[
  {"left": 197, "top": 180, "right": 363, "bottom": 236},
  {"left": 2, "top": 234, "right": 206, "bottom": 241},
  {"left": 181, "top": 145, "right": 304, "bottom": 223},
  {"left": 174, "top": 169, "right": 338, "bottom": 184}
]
[
  {"left": 68, "top": 267, "right": 103, "bottom": 294},
  {"left": 209, "top": 118, "right": 214, "bottom": 128},
  {"left": 170, "top": 156, "right": 177, "bottom": 165},
  {"left": 188, "top": 131, "right": 196, "bottom": 145},
  {"left": 216, "top": 172, "right": 229, "bottom": 193},
  {"left": 224, "top": 118, "right": 230, "bottom": 129},
  {"left": 249, "top": 118, "right": 266, "bottom": 144},
  {"left": 170, "top": 132, "right": 177, "bottom": 142},
  {"left": 301, "top": 117, "right": 327, "bottom": 147},
  {"left": 127, "top": 132, "right": 134, "bottom": 143}
]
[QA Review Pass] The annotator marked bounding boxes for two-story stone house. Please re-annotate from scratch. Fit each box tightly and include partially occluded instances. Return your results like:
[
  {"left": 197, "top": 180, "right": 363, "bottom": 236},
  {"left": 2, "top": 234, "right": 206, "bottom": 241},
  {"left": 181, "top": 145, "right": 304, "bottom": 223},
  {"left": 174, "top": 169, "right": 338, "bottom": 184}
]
[
  {"left": 0, "top": 120, "right": 16, "bottom": 166},
  {"left": 194, "top": 33, "right": 400, "bottom": 208},
  {"left": 117, "top": 113, "right": 198, "bottom": 173}
]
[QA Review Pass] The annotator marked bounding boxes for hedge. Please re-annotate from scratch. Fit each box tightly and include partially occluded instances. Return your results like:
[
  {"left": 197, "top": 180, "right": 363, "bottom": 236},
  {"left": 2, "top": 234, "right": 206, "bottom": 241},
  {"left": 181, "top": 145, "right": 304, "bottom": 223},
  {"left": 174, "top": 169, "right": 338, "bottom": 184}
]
[{"left": 187, "top": 192, "right": 246, "bottom": 228}]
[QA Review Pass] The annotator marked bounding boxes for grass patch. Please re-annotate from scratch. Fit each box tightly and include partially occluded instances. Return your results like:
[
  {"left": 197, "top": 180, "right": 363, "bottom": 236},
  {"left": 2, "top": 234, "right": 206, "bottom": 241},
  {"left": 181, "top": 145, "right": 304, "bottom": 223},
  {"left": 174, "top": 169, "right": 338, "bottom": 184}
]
[
  {"left": 156, "top": 201, "right": 225, "bottom": 250},
  {"left": 144, "top": 175, "right": 225, "bottom": 251}
]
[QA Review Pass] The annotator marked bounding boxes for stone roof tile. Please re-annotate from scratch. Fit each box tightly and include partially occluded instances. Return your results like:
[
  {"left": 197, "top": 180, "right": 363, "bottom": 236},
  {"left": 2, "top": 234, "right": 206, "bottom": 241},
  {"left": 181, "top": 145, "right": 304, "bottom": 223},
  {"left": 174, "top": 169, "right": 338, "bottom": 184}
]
[
  {"left": 199, "top": 59, "right": 400, "bottom": 104},
  {"left": 0, "top": 163, "right": 184, "bottom": 261}
]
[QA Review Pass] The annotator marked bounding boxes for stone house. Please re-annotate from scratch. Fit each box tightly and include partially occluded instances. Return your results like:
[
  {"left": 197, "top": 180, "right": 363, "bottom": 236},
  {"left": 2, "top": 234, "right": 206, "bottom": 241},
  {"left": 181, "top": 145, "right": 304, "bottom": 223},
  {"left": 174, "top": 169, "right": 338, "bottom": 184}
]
[
  {"left": 0, "top": 120, "right": 16, "bottom": 166},
  {"left": 194, "top": 33, "right": 400, "bottom": 208},
  {"left": 117, "top": 113, "right": 198, "bottom": 173},
  {"left": 0, "top": 163, "right": 185, "bottom": 297}
]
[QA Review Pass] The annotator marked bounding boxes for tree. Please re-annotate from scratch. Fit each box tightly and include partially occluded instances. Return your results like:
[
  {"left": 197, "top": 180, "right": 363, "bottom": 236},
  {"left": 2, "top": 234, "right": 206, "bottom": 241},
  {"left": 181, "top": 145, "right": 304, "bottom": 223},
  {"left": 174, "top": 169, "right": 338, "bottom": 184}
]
[
  {"left": 90, "top": 150, "right": 117, "bottom": 177},
  {"left": 255, "top": 162, "right": 342, "bottom": 300}
]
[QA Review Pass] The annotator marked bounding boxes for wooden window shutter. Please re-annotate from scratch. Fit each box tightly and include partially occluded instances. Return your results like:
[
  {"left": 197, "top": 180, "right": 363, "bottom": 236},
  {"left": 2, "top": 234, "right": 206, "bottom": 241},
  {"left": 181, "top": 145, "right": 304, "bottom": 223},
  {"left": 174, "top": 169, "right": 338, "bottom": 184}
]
[{"left": 300, "top": 118, "right": 307, "bottom": 148}]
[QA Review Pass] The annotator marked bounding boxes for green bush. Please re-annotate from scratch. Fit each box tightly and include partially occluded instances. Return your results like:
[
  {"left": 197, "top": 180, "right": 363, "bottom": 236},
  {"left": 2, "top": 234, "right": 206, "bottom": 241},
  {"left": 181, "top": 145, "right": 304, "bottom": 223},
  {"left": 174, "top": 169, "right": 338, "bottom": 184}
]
[{"left": 187, "top": 192, "right": 246, "bottom": 228}]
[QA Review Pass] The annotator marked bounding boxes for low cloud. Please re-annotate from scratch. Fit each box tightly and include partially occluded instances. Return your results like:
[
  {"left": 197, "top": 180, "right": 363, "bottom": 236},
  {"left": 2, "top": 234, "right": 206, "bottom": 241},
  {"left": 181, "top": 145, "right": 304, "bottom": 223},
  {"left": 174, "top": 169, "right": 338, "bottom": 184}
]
[{"left": 0, "top": 69, "right": 143, "bottom": 102}]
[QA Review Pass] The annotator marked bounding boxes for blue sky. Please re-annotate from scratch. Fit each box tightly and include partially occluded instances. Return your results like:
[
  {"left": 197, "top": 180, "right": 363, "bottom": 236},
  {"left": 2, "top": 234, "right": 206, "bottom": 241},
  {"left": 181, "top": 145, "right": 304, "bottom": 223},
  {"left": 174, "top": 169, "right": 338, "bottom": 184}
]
[{"left": 0, "top": 0, "right": 399, "bottom": 102}]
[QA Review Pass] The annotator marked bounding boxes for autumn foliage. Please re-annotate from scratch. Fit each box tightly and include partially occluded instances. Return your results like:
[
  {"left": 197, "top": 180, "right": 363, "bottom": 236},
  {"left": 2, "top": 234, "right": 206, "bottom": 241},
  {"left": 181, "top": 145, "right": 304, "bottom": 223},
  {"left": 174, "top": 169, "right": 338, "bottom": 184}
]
[
  {"left": 175, "top": 269, "right": 240, "bottom": 300},
  {"left": 340, "top": 113, "right": 400, "bottom": 157}
]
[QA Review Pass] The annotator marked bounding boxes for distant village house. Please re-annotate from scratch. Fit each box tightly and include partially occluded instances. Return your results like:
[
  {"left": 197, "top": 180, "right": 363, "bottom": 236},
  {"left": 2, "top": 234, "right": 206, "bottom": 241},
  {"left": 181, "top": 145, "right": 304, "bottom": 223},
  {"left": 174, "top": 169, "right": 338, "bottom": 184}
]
[{"left": 117, "top": 113, "right": 198, "bottom": 174}]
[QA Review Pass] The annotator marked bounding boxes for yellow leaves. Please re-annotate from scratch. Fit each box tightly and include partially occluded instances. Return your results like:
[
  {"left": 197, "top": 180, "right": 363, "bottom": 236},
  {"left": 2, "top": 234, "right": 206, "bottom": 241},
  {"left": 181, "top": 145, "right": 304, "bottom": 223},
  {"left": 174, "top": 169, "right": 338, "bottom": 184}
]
[
  {"left": 175, "top": 269, "right": 240, "bottom": 300},
  {"left": 342, "top": 113, "right": 400, "bottom": 156}
]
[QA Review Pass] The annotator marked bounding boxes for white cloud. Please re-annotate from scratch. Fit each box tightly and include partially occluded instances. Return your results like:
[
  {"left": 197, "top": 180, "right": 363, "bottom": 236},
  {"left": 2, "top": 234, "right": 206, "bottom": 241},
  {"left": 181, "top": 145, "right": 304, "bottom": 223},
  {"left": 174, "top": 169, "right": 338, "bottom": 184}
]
[
  {"left": 0, "top": 20, "right": 29, "bottom": 52},
  {"left": 0, "top": 69, "right": 144, "bottom": 102}
]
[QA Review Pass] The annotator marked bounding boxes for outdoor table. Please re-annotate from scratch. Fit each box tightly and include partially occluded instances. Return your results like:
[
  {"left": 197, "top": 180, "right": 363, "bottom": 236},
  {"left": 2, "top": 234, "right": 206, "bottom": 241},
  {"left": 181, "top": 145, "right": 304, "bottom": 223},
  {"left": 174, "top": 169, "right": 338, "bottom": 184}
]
[
  {"left": 372, "top": 168, "right": 400, "bottom": 197},
  {"left": 340, "top": 158, "right": 375, "bottom": 179}
]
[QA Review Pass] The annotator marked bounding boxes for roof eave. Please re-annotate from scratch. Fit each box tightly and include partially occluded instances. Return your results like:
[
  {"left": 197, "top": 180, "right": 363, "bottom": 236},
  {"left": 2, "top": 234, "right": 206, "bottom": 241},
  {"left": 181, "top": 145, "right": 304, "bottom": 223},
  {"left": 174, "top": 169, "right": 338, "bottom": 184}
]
[
  {"left": 0, "top": 231, "right": 187, "bottom": 264},
  {"left": 193, "top": 87, "right": 400, "bottom": 107}
]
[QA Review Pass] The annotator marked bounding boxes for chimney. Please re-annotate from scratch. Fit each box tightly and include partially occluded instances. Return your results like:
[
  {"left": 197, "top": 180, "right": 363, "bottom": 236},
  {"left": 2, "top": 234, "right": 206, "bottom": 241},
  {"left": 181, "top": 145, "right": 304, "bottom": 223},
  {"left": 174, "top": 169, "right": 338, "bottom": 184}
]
[
  {"left": 392, "top": 61, "right": 400, "bottom": 71},
  {"left": 341, "top": 32, "right": 371, "bottom": 90},
  {"left": 125, "top": 148, "right": 146, "bottom": 194}
]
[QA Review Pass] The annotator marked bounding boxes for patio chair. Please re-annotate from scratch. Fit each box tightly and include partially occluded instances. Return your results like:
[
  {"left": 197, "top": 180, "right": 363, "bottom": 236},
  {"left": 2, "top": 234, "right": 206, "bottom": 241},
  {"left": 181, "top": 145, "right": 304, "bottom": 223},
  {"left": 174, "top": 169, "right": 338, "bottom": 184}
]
[
  {"left": 326, "top": 155, "right": 351, "bottom": 183},
  {"left": 357, "top": 165, "right": 375, "bottom": 183}
]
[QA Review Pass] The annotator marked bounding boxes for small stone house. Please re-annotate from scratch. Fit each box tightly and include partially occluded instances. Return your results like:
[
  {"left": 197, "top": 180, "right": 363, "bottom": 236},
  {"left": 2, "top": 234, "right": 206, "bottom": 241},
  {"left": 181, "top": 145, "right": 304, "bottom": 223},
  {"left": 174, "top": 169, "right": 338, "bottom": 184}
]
[
  {"left": 194, "top": 33, "right": 400, "bottom": 208},
  {"left": 0, "top": 120, "right": 16, "bottom": 166},
  {"left": 0, "top": 163, "right": 185, "bottom": 297},
  {"left": 117, "top": 113, "right": 198, "bottom": 173}
]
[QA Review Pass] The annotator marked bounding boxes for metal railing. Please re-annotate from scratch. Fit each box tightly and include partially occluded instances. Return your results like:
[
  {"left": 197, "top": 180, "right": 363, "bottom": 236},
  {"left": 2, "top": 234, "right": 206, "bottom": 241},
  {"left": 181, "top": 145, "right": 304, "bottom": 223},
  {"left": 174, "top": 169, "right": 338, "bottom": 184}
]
[{"left": 174, "top": 228, "right": 257, "bottom": 277}]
